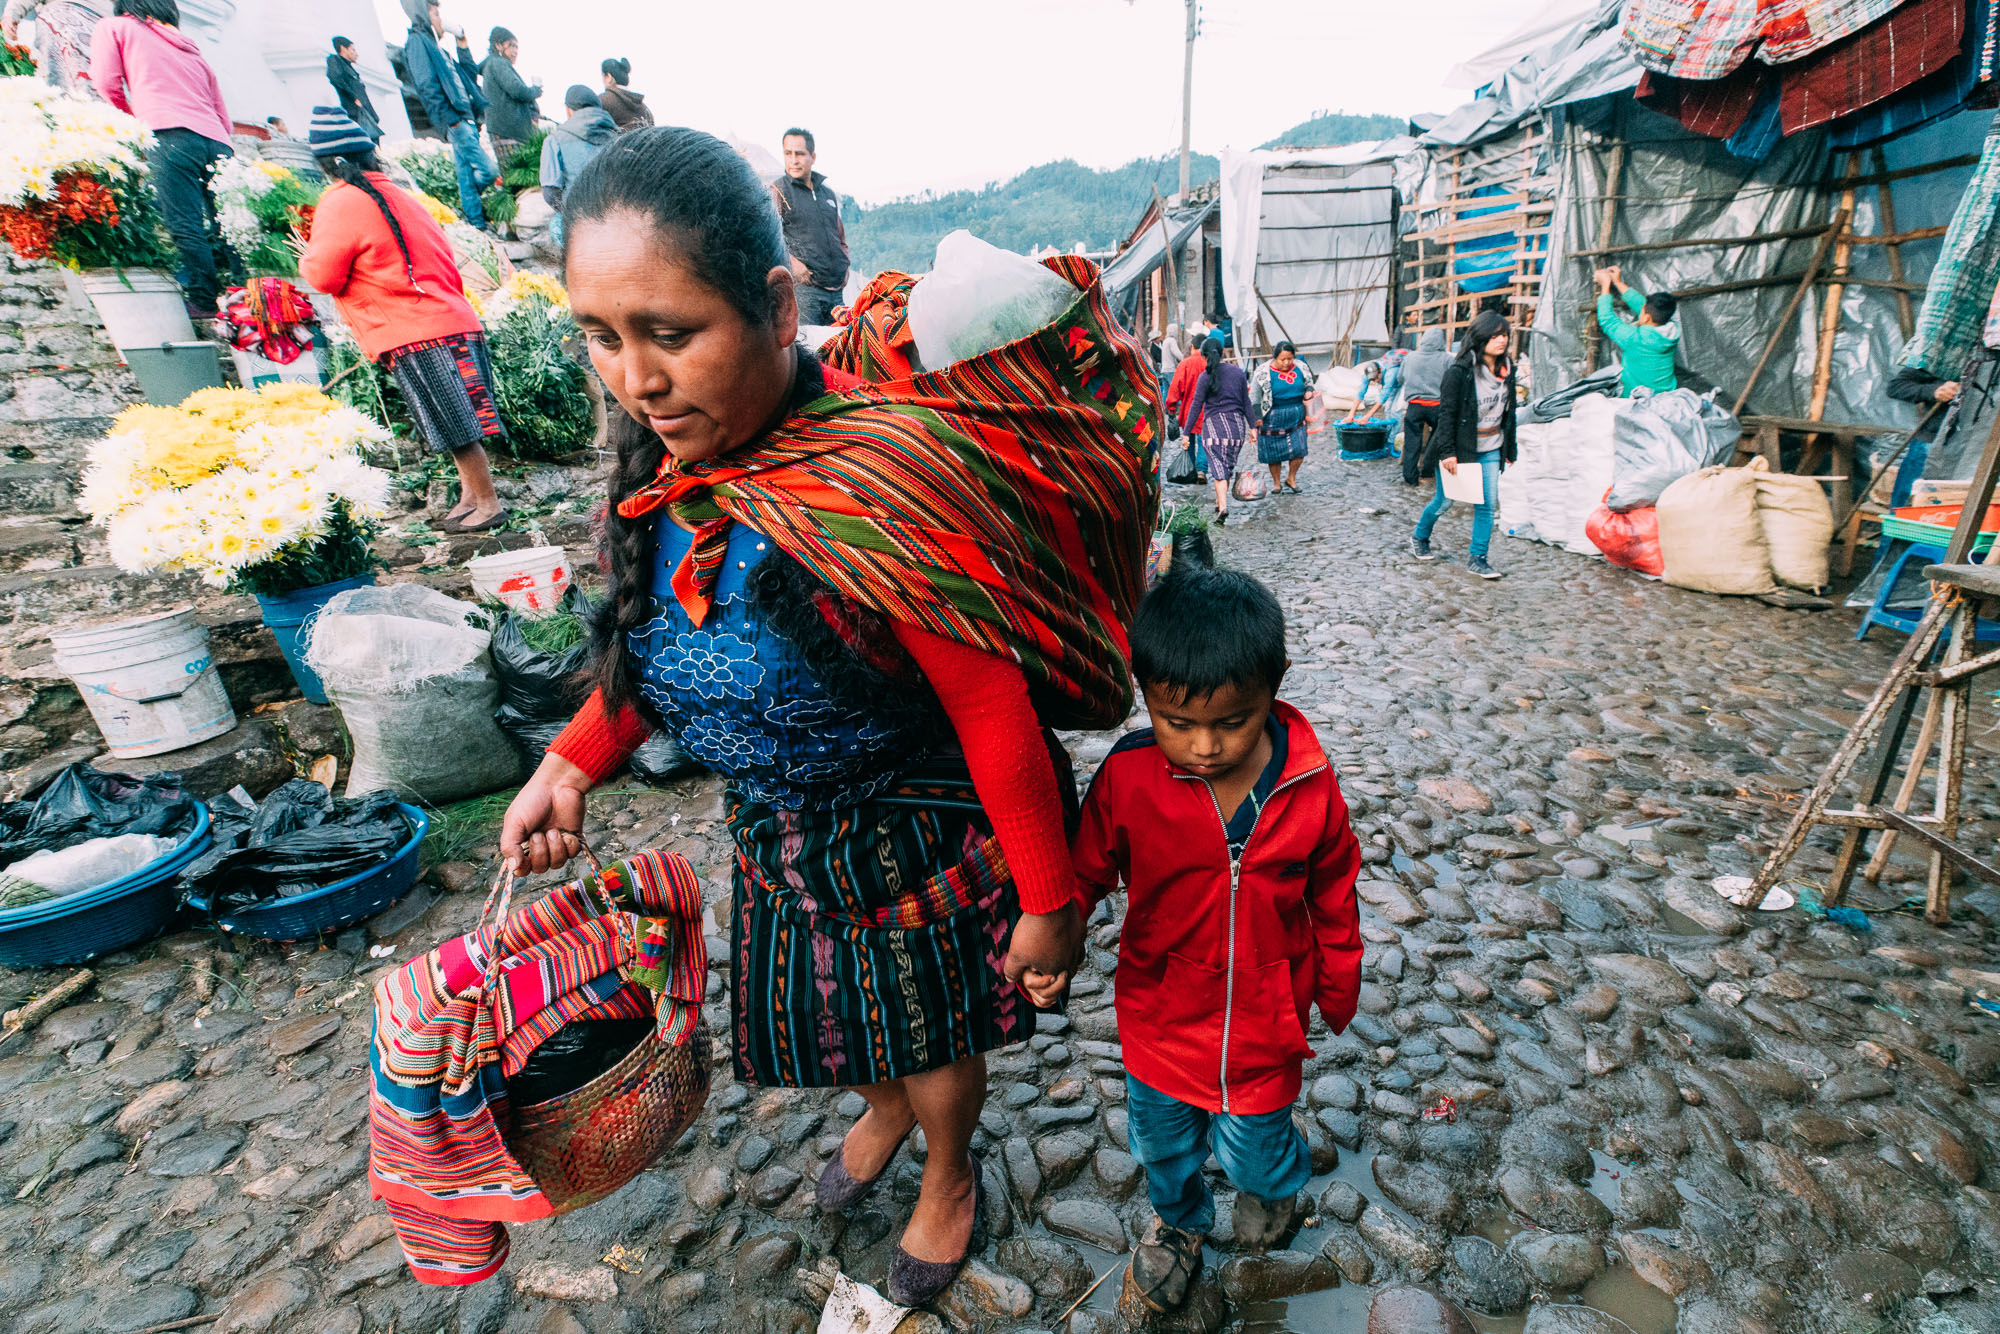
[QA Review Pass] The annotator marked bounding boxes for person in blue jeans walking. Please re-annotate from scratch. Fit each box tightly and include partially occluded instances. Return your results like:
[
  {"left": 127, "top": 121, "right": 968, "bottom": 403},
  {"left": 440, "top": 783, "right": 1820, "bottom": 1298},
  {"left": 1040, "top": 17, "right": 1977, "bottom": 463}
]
[
  {"left": 1412, "top": 309, "right": 1518, "bottom": 579},
  {"left": 1071, "top": 550, "right": 1363, "bottom": 1313},
  {"left": 403, "top": 0, "right": 496, "bottom": 231}
]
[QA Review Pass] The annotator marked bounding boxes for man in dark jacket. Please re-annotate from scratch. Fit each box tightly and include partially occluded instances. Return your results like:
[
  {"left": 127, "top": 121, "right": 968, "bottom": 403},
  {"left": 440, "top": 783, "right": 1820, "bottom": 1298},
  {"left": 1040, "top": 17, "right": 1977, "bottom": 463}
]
[
  {"left": 326, "top": 37, "right": 382, "bottom": 141},
  {"left": 404, "top": 0, "right": 495, "bottom": 230},
  {"left": 1399, "top": 328, "right": 1451, "bottom": 486},
  {"left": 480, "top": 26, "right": 541, "bottom": 161},
  {"left": 774, "top": 127, "right": 849, "bottom": 325},
  {"left": 1884, "top": 365, "right": 1963, "bottom": 507}
]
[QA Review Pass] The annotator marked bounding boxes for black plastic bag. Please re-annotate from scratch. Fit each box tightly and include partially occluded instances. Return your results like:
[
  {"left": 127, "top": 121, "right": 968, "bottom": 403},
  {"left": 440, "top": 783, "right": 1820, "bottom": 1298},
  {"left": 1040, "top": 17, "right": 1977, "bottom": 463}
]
[
  {"left": 510, "top": 1017, "right": 653, "bottom": 1106},
  {"left": 491, "top": 589, "right": 702, "bottom": 785},
  {"left": 1526, "top": 366, "right": 1621, "bottom": 423},
  {"left": 0, "top": 764, "right": 200, "bottom": 864},
  {"left": 183, "top": 780, "right": 411, "bottom": 913},
  {"left": 1164, "top": 443, "right": 1202, "bottom": 486},
  {"left": 490, "top": 590, "right": 595, "bottom": 766}
]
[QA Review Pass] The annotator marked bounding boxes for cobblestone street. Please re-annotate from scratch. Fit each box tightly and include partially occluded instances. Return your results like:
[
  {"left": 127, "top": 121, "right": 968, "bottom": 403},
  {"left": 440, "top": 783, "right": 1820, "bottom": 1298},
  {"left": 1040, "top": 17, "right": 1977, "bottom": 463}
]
[{"left": 4, "top": 451, "right": 2000, "bottom": 1334}]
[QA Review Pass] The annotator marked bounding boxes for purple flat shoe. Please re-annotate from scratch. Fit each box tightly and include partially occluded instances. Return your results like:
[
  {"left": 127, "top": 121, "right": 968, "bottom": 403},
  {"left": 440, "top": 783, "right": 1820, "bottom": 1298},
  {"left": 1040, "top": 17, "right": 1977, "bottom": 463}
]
[
  {"left": 887, "top": 1153, "right": 987, "bottom": 1308},
  {"left": 814, "top": 1122, "right": 913, "bottom": 1213}
]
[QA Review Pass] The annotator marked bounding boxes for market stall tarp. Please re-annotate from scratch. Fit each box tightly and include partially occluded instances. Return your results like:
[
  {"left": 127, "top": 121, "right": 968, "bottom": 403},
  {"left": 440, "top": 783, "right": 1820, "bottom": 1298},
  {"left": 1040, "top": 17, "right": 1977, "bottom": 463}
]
[
  {"left": 1219, "top": 141, "right": 1423, "bottom": 355},
  {"left": 1530, "top": 96, "right": 1985, "bottom": 426},
  {"left": 1422, "top": 1, "right": 1642, "bottom": 149},
  {"left": 1101, "top": 200, "right": 1215, "bottom": 324}
]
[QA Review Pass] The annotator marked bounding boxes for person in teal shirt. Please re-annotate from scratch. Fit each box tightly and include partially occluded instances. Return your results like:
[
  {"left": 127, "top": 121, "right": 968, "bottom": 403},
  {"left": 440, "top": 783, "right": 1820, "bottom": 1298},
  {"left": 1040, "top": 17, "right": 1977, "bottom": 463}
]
[{"left": 1593, "top": 265, "right": 1680, "bottom": 395}]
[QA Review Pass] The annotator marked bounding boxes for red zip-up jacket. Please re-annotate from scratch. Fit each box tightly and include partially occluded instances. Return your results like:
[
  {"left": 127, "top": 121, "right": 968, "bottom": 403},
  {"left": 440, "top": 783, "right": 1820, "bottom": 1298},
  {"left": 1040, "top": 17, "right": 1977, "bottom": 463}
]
[{"left": 1072, "top": 701, "right": 1362, "bottom": 1116}]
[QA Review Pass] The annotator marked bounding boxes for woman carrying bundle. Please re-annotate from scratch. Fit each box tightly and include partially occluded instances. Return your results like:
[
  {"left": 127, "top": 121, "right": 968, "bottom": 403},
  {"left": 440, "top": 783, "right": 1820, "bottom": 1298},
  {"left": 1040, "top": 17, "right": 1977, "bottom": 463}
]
[
  {"left": 298, "top": 107, "right": 509, "bottom": 533},
  {"left": 499, "top": 127, "right": 1157, "bottom": 1306}
]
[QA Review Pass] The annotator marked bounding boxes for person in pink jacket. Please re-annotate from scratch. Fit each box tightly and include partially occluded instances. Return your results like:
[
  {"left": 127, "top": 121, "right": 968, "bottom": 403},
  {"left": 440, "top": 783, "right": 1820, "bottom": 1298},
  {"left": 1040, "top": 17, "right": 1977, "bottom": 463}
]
[{"left": 88, "top": 0, "right": 238, "bottom": 318}]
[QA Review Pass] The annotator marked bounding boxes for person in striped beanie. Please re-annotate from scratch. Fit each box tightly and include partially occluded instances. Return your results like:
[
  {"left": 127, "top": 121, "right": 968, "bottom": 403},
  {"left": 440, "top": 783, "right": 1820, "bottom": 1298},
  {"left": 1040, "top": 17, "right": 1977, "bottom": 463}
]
[{"left": 300, "top": 106, "right": 511, "bottom": 532}]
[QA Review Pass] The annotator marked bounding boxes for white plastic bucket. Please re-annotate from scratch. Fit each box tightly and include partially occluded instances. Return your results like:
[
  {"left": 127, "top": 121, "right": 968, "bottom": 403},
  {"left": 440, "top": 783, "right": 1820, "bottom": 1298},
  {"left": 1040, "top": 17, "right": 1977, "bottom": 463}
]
[
  {"left": 466, "top": 545, "right": 570, "bottom": 612},
  {"left": 80, "top": 269, "right": 196, "bottom": 351},
  {"left": 52, "top": 609, "right": 238, "bottom": 758},
  {"left": 231, "top": 346, "right": 321, "bottom": 388}
]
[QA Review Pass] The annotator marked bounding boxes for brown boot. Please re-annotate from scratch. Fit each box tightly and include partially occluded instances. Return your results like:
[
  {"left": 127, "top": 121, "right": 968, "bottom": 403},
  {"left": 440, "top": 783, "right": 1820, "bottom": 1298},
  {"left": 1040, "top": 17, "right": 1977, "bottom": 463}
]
[
  {"left": 1128, "top": 1216, "right": 1206, "bottom": 1313},
  {"left": 1231, "top": 1191, "right": 1301, "bottom": 1251}
]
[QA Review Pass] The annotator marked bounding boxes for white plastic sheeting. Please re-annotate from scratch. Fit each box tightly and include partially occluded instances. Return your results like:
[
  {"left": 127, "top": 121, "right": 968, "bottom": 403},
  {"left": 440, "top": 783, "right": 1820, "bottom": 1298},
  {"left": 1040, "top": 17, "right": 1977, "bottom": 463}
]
[
  {"left": 1498, "top": 394, "right": 1620, "bottom": 554},
  {"left": 1445, "top": 0, "right": 1611, "bottom": 90},
  {"left": 1219, "top": 142, "right": 1423, "bottom": 356}
]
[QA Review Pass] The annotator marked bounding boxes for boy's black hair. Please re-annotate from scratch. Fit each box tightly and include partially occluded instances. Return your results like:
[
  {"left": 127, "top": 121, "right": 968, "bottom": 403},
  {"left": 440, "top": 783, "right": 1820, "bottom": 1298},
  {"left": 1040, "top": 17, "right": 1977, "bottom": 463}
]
[
  {"left": 1644, "top": 291, "right": 1678, "bottom": 325},
  {"left": 1130, "top": 549, "right": 1286, "bottom": 700}
]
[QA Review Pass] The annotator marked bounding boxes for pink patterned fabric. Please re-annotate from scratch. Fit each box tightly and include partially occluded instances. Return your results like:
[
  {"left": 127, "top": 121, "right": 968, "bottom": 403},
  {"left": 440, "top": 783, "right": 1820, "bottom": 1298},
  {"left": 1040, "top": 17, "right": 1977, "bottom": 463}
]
[{"left": 1622, "top": 0, "right": 1915, "bottom": 79}]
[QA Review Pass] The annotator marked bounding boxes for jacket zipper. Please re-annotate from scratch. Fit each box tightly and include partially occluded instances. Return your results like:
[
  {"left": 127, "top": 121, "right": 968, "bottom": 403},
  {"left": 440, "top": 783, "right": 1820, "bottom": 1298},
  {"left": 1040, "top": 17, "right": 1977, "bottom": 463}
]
[{"left": 1183, "top": 760, "right": 1327, "bottom": 1114}]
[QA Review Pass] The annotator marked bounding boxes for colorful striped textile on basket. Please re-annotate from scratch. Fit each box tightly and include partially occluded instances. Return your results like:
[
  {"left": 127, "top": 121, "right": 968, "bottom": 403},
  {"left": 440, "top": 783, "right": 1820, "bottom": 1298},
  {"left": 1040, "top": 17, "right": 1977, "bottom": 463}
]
[
  {"left": 368, "top": 850, "right": 703, "bottom": 1284},
  {"left": 615, "top": 255, "right": 1161, "bottom": 733}
]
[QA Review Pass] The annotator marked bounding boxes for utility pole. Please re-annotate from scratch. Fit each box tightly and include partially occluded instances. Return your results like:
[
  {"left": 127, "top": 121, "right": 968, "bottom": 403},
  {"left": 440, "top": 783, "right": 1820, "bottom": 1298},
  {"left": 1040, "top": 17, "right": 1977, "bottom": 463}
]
[{"left": 1178, "top": 0, "right": 1197, "bottom": 199}]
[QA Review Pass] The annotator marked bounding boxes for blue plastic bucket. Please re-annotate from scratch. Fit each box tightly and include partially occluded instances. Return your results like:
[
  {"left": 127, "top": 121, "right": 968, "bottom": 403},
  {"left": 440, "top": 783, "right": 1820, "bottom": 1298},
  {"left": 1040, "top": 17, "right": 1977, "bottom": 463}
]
[{"left": 256, "top": 575, "right": 374, "bottom": 704}]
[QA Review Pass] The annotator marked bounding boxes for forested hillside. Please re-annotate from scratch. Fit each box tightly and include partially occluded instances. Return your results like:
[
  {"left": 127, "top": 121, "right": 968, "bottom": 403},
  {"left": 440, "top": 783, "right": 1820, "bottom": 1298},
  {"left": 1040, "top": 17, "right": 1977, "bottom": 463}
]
[{"left": 845, "top": 111, "right": 1406, "bottom": 276}]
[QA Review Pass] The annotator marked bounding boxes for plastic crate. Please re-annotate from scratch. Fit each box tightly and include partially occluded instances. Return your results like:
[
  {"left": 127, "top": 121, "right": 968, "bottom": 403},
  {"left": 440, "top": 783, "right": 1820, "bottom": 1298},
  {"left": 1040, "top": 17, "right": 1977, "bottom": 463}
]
[
  {"left": 1880, "top": 503, "right": 1999, "bottom": 553},
  {"left": 184, "top": 805, "right": 427, "bottom": 942}
]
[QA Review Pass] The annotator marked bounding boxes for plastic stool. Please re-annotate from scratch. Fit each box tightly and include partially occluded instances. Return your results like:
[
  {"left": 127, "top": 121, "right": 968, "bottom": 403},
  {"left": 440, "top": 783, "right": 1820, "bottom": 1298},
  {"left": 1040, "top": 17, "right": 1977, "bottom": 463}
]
[{"left": 1858, "top": 539, "right": 2000, "bottom": 643}]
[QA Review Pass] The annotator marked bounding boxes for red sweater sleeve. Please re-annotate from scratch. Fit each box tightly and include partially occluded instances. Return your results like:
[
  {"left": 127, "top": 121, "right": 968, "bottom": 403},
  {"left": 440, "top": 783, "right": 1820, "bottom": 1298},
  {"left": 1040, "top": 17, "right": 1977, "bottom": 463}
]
[
  {"left": 890, "top": 624, "right": 1080, "bottom": 916},
  {"left": 546, "top": 688, "right": 652, "bottom": 785}
]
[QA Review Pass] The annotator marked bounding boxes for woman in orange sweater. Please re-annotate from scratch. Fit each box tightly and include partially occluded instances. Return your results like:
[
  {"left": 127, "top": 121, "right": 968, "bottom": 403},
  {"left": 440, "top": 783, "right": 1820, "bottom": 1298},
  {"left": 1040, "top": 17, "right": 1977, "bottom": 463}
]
[{"left": 298, "top": 107, "right": 508, "bottom": 532}]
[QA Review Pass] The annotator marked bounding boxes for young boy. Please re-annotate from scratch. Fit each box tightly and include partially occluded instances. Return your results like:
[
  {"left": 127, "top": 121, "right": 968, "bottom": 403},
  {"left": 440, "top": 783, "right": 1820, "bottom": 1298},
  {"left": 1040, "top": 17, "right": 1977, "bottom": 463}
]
[
  {"left": 1071, "top": 555, "right": 1362, "bottom": 1313},
  {"left": 1593, "top": 264, "right": 1681, "bottom": 396}
]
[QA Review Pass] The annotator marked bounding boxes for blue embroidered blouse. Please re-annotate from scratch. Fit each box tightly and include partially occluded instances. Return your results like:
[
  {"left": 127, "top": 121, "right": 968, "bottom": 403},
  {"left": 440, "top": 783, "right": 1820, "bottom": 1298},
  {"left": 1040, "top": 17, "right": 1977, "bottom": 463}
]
[{"left": 627, "top": 516, "right": 943, "bottom": 811}]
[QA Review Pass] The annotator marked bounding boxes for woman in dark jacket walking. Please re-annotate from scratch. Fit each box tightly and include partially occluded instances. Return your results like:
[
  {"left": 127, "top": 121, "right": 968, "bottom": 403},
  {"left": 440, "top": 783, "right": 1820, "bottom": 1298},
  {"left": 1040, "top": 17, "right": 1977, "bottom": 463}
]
[
  {"left": 1411, "top": 309, "right": 1516, "bottom": 579},
  {"left": 1182, "top": 337, "right": 1254, "bottom": 523}
]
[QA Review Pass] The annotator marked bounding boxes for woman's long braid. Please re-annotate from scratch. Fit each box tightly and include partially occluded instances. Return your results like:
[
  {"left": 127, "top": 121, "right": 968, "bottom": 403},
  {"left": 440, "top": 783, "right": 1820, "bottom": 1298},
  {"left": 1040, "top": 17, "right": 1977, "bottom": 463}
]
[
  {"left": 588, "top": 402, "right": 668, "bottom": 718},
  {"left": 326, "top": 154, "right": 419, "bottom": 291}
]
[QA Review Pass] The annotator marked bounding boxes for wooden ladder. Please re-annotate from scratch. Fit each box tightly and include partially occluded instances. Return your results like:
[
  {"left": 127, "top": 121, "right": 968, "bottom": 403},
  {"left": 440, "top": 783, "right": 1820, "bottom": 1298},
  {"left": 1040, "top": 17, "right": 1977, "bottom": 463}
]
[{"left": 1743, "top": 412, "right": 2000, "bottom": 922}]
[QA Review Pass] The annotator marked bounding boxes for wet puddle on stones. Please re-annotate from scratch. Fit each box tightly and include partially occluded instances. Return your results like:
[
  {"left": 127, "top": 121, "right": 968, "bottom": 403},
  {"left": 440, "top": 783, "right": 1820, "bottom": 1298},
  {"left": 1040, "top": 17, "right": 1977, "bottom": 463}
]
[
  {"left": 1052, "top": 1142, "right": 1676, "bottom": 1334},
  {"left": 1389, "top": 851, "right": 1462, "bottom": 888}
]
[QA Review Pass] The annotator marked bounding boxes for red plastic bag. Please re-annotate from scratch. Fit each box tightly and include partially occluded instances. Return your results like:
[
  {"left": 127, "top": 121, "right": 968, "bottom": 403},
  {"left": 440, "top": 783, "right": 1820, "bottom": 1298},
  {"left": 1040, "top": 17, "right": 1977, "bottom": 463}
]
[{"left": 1586, "top": 503, "right": 1664, "bottom": 576}]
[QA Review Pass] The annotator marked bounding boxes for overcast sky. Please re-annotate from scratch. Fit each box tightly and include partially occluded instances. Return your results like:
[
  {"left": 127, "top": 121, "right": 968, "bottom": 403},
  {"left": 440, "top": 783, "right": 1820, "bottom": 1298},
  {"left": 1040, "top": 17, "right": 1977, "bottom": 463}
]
[{"left": 371, "top": 0, "right": 1526, "bottom": 203}]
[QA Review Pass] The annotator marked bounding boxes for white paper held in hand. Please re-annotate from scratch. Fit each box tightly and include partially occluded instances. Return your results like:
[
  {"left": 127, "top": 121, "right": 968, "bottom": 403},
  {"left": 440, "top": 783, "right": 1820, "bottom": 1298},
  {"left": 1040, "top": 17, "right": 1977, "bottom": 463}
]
[{"left": 1440, "top": 461, "right": 1486, "bottom": 506}]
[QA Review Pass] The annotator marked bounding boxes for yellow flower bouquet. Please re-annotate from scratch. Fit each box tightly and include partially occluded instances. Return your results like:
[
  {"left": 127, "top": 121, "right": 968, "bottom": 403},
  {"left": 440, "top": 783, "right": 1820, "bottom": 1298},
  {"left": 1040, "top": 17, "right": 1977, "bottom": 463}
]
[{"left": 81, "top": 384, "right": 393, "bottom": 595}]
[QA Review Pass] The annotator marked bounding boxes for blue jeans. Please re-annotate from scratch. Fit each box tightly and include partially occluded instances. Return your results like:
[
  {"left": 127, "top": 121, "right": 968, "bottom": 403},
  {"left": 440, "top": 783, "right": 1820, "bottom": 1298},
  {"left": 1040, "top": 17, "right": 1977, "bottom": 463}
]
[
  {"left": 1414, "top": 450, "right": 1500, "bottom": 560},
  {"left": 447, "top": 120, "right": 497, "bottom": 230},
  {"left": 1125, "top": 1074, "right": 1311, "bottom": 1233}
]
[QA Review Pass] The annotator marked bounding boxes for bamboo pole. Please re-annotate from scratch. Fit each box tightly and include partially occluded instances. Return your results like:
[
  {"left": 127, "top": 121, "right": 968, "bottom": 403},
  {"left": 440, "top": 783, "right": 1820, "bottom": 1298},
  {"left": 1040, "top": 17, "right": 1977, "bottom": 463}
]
[
  {"left": 1864, "top": 691, "right": 1944, "bottom": 882},
  {"left": 1153, "top": 187, "right": 1181, "bottom": 339},
  {"left": 1807, "top": 156, "right": 1861, "bottom": 429},
  {"left": 1580, "top": 141, "right": 1628, "bottom": 374},
  {"left": 1731, "top": 210, "right": 1847, "bottom": 418},
  {"left": 1871, "top": 147, "right": 1916, "bottom": 339}
]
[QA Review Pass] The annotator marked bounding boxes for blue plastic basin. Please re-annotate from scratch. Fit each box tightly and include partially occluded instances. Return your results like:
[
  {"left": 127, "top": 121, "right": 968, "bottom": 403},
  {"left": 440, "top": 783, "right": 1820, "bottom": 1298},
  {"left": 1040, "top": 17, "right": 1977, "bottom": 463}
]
[{"left": 184, "top": 804, "right": 428, "bottom": 942}]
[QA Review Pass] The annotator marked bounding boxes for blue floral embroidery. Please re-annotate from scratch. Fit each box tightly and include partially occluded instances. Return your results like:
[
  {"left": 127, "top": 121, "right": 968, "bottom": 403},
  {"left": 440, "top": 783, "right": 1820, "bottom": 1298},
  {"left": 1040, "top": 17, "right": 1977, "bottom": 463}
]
[
  {"left": 763, "top": 698, "right": 856, "bottom": 729},
  {"left": 663, "top": 631, "right": 764, "bottom": 700},
  {"left": 679, "top": 714, "right": 778, "bottom": 771}
]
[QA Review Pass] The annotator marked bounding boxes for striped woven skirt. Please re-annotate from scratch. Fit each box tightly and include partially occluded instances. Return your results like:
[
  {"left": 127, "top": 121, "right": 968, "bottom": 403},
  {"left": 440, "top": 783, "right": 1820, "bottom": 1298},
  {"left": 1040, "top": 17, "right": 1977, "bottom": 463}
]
[
  {"left": 387, "top": 333, "right": 509, "bottom": 453},
  {"left": 726, "top": 774, "right": 1036, "bottom": 1088}
]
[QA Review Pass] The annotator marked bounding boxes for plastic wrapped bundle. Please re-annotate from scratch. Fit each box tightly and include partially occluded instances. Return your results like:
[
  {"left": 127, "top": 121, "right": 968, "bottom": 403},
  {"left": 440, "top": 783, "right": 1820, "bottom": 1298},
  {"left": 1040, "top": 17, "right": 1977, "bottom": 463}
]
[
  {"left": 905, "top": 231, "right": 1077, "bottom": 371},
  {"left": 304, "top": 585, "right": 523, "bottom": 802}
]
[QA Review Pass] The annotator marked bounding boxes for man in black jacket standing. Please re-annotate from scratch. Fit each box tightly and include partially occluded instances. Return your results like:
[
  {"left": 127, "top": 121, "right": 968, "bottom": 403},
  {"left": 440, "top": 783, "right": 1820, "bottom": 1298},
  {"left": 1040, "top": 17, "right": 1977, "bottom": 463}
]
[
  {"left": 326, "top": 37, "right": 382, "bottom": 142},
  {"left": 775, "top": 127, "right": 849, "bottom": 326},
  {"left": 481, "top": 27, "right": 541, "bottom": 164}
]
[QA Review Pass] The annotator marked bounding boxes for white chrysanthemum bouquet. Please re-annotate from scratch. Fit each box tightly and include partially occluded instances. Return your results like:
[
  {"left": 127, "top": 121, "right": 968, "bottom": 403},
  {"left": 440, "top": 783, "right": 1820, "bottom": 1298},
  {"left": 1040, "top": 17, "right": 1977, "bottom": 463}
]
[
  {"left": 211, "top": 156, "right": 322, "bottom": 277},
  {"left": 0, "top": 76, "right": 173, "bottom": 271},
  {"left": 82, "top": 385, "right": 393, "bottom": 594}
]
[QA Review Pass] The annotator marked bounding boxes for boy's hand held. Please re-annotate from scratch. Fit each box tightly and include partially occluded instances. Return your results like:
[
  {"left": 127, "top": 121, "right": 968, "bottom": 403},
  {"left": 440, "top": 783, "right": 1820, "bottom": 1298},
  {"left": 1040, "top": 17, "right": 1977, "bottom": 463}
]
[{"left": 1006, "top": 903, "right": 1083, "bottom": 1009}]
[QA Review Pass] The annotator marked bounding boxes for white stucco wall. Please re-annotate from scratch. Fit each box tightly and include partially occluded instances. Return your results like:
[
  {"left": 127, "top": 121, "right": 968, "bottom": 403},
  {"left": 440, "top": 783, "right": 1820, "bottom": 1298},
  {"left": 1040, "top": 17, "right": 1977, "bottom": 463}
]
[{"left": 178, "top": 0, "right": 411, "bottom": 140}]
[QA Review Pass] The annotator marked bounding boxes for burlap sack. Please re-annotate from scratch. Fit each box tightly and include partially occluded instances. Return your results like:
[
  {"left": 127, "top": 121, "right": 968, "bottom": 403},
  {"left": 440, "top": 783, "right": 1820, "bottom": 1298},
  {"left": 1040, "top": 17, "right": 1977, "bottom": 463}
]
[
  {"left": 1748, "top": 458, "right": 1835, "bottom": 591},
  {"left": 1656, "top": 465, "right": 1777, "bottom": 595}
]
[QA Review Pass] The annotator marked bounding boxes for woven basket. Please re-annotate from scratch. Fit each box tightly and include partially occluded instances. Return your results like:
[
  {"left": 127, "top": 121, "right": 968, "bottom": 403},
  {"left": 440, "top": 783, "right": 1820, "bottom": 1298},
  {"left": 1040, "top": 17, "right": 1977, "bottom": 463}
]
[{"left": 509, "top": 1012, "right": 713, "bottom": 1214}]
